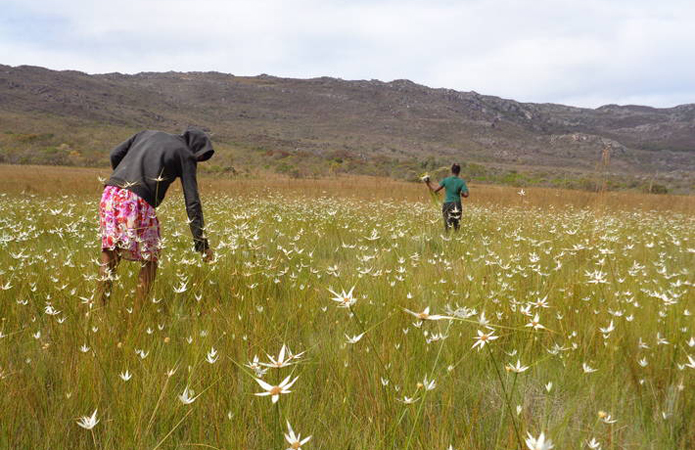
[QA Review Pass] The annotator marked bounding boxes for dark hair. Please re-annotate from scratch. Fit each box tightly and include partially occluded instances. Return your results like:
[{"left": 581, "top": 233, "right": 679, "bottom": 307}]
[{"left": 451, "top": 163, "right": 461, "bottom": 175}]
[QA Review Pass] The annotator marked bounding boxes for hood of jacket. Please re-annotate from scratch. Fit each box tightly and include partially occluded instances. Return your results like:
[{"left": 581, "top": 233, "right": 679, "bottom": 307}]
[{"left": 181, "top": 127, "right": 215, "bottom": 161}]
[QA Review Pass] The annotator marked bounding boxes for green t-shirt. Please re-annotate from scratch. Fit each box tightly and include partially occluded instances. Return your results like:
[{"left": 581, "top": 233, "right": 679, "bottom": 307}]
[{"left": 439, "top": 176, "right": 468, "bottom": 203}]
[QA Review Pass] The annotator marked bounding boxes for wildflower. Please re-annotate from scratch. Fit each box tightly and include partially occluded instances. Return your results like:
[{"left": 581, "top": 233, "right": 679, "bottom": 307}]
[
  {"left": 532, "top": 296, "right": 549, "bottom": 308},
  {"left": 398, "top": 396, "right": 419, "bottom": 404},
  {"left": 254, "top": 375, "right": 299, "bottom": 403},
  {"left": 178, "top": 386, "right": 200, "bottom": 405},
  {"left": 403, "top": 306, "right": 451, "bottom": 321},
  {"left": 260, "top": 344, "right": 304, "bottom": 369},
  {"left": 656, "top": 333, "right": 669, "bottom": 345},
  {"left": 506, "top": 359, "right": 529, "bottom": 373},
  {"left": 345, "top": 332, "right": 365, "bottom": 344},
  {"left": 420, "top": 376, "right": 436, "bottom": 391},
  {"left": 525, "top": 313, "right": 545, "bottom": 330},
  {"left": 520, "top": 304, "right": 532, "bottom": 316},
  {"left": 426, "top": 331, "right": 449, "bottom": 343},
  {"left": 206, "top": 347, "right": 219, "bottom": 364},
  {"left": 684, "top": 354, "right": 695, "bottom": 369},
  {"left": 285, "top": 421, "right": 312, "bottom": 450},
  {"left": 119, "top": 370, "right": 132, "bottom": 381},
  {"left": 173, "top": 282, "right": 188, "bottom": 293},
  {"left": 585, "top": 270, "right": 607, "bottom": 284},
  {"left": 150, "top": 174, "right": 167, "bottom": 183},
  {"left": 472, "top": 329, "right": 498, "bottom": 351},
  {"left": 597, "top": 411, "right": 617, "bottom": 424},
  {"left": 525, "top": 431, "right": 554, "bottom": 450},
  {"left": 478, "top": 311, "right": 491, "bottom": 327},
  {"left": 582, "top": 362, "right": 597, "bottom": 373},
  {"left": 599, "top": 321, "right": 615, "bottom": 334},
  {"left": 245, "top": 355, "right": 268, "bottom": 377},
  {"left": 586, "top": 437, "right": 601, "bottom": 449},
  {"left": 328, "top": 286, "right": 357, "bottom": 308},
  {"left": 76, "top": 409, "right": 99, "bottom": 430},
  {"left": 44, "top": 304, "right": 61, "bottom": 315},
  {"left": 121, "top": 180, "right": 139, "bottom": 189}
]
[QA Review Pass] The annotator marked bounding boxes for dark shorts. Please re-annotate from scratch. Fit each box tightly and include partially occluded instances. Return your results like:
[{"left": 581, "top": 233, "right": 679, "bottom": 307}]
[{"left": 442, "top": 201, "right": 462, "bottom": 231}]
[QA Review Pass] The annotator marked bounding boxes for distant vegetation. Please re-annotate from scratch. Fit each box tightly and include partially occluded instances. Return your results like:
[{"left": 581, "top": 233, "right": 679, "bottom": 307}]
[
  {"left": 0, "top": 128, "right": 673, "bottom": 194},
  {"left": 0, "top": 64, "right": 693, "bottom": 193}
]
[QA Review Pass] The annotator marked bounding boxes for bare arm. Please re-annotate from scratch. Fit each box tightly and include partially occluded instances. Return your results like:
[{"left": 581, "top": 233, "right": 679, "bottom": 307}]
[{"left": 426, "top": 179, "right": 444, "bottom": 193}]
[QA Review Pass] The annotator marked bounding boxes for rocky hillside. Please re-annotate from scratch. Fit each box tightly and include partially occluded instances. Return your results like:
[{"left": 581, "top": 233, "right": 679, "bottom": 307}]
[{"left": 0, "top": 64, "right": 693, "bottom": 192}]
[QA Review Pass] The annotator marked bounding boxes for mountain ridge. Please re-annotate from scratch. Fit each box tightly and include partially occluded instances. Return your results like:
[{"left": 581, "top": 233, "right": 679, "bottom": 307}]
[
  {"left": 33, "top": 65, "right": 694, "bottom": 111},
  {"left": 0, "top": 64, "right": 693, "bottom": 192}
]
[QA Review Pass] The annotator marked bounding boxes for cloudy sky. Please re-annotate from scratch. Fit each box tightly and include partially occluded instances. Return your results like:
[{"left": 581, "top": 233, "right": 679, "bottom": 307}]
[{"left": 2, "top": 0, "right": 694, "bottom": 108}]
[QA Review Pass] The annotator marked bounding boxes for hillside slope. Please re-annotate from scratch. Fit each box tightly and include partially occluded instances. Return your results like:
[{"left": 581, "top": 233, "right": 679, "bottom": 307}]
[{"left": 0, "top": 64, "right": 693, "bottom": 191}]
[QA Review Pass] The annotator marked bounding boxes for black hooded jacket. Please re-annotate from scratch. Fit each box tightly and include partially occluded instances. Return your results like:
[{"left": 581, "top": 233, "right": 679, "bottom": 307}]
[{"left": 105, "top": 128, "right": 214, "bottom": 252}]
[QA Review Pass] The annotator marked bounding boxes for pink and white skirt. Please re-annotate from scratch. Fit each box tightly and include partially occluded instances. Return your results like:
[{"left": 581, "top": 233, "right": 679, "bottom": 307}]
[{"left": 99, "top": 185, "right": 161, "bottom": 262}]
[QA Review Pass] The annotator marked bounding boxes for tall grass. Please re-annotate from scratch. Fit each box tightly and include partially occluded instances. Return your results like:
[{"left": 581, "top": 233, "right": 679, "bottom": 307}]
[{"left": 0, "top": 166, "right": 692, "bottom": 449}]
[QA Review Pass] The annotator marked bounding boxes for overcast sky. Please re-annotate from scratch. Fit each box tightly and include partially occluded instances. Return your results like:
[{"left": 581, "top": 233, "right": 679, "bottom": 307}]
[{"left": 2, "top": 0, "right": 694, "bottom": 108}]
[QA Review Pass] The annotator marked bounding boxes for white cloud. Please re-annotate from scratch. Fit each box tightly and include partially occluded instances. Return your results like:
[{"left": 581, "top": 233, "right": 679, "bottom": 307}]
[{"left": 1, "top": 0, "right": 694, "bottom": 107}]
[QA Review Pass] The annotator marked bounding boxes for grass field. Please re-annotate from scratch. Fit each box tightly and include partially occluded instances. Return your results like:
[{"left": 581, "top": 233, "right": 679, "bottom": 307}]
[{"left": 0, "top": 165, "right": 693, "bottom": 449}]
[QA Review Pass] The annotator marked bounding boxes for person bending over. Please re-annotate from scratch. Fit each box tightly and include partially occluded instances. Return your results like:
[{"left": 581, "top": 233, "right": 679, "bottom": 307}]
[{"left": 97, "top": 127, "right": 215, "bottom": 305}]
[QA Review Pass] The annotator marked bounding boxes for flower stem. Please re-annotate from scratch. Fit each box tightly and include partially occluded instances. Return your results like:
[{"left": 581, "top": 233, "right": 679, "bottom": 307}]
[
  {"left": 275, "top": 401, "right": 281, "bottom": 450},
  {"left": 349, "top": 305, "right": 392, "bottom": 385},
  {"left": 275, "top": 369, "right": 282, "bottom": 449},
  {"left": 487, "top": 345, "right": 523, "bottom": 449},
  {"left": 404, "top": 320, "right": 452, "bottom": 450}
]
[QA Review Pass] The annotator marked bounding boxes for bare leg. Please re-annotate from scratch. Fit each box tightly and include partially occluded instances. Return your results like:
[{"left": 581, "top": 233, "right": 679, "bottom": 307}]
[
  {"left": 135, "top": 260, "right": 158, "bottom": 309},
  {"left": 97, "top": 249, "right": 120, "bottom": 305}
]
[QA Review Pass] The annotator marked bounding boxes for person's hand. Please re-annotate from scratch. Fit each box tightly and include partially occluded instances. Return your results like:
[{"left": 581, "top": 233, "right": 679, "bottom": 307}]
[{"left": 202, "top": 248, "right": 214, "bottom": 263}]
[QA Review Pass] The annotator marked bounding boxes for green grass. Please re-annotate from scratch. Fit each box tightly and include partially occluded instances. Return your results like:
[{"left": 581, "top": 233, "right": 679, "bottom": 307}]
[{"left": 0, "top": 190, "right": 693, "bottom": 449}]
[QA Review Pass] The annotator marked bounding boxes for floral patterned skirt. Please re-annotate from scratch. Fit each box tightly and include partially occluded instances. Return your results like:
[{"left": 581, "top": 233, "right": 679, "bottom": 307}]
[{"left": 99, "top": 185, "right": 161, "bottom": 261}]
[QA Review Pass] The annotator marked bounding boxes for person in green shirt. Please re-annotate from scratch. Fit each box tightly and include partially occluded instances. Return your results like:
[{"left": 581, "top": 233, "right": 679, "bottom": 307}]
[{"left": 424, "top": 163, "right": 469, "bottom": 232}]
